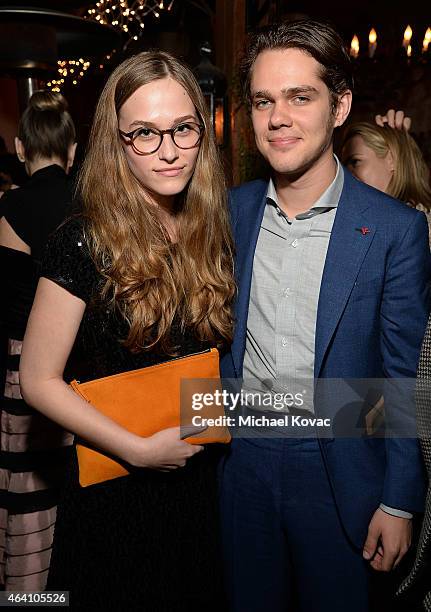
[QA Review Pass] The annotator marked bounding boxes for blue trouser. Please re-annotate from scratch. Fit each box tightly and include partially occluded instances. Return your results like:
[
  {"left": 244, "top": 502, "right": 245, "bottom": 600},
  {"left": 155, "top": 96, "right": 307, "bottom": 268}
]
[{"left": 219, "top": 437, "right": 372, "bottom": 612}]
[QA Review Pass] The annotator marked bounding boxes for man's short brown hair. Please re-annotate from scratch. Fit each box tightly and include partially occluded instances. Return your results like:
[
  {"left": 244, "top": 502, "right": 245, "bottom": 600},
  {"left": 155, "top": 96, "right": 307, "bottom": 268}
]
[{"left": 241, "top": 19, "right": 354, "bottom": 111}]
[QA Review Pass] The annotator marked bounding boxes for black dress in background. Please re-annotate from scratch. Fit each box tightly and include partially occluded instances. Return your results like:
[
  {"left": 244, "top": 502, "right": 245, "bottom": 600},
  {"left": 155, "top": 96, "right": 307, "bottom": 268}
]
[
  {"left": 0, "top": 165, "right": 74, "bottom": 591},
  {"left": 42, "top": 218, "right": 227, "bottom": 611}
]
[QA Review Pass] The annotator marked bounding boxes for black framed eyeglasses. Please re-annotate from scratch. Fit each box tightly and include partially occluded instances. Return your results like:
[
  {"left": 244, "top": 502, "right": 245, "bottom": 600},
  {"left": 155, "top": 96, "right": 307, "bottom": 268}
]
[{"left": 119, "top": 121, "right": 204, "bottom": 155}]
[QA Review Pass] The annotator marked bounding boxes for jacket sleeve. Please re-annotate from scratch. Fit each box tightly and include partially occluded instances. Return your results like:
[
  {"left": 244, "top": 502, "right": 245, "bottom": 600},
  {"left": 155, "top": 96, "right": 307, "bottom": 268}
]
[{"left": 380, "top": 211, "right": 431, "bottom": 511}]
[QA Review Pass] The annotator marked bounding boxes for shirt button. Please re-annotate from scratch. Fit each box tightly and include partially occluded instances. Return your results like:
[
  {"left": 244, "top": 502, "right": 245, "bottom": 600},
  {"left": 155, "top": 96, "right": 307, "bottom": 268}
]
[
  {"left": 291, "top": 239, "right": 299, "bottom": 248},
  {"left": 283, "top": 288, "right": 291, "bottom": 297},
  {"left": 281, "top": 337, "right": 288, "bottom": 347}
]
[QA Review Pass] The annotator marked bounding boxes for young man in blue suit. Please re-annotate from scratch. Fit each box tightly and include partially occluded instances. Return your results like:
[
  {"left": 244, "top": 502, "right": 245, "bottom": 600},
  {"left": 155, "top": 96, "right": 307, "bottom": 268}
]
[{"left": 219, "top": 19, "right": 431, "bottom": 612}]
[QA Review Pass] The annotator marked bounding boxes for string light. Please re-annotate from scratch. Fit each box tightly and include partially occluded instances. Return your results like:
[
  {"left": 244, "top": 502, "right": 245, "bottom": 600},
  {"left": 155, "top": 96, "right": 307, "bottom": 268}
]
[
  {"left": 47, "top": 58, "right": 92, "bottom": 93},
  {"left": 47, "top": 1, "right": 175, "bottom": 93},
  {"left": 86, "top": 0, "right": 175, "bottom": 45}
]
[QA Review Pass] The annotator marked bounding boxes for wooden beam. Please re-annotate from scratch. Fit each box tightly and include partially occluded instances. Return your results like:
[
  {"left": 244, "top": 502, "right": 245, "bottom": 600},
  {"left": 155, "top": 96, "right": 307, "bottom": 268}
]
[{"left": 215, "top": 0, "right": 247, "bottom": 184}]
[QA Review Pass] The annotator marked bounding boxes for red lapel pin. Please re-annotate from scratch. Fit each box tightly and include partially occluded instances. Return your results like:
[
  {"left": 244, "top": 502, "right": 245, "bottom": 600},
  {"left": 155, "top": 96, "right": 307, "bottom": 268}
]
[{"left": 356, "top": 227, "right": 370, "bottom": 236}]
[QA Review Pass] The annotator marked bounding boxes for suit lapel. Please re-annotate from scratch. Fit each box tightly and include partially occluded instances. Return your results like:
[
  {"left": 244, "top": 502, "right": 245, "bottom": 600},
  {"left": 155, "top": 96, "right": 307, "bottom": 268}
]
[
  {"left": 314, "top": 171, "right": 375, "bottom": 377},
  {"left": 231, "top": 182, "right": 268, "bottom": 375}
]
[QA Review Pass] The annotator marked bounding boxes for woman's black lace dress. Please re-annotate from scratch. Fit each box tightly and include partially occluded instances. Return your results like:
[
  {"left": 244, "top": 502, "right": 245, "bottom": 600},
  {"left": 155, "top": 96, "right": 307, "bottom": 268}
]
[{"left": 41, "top": 217, "right": 227, "bottom": 611}]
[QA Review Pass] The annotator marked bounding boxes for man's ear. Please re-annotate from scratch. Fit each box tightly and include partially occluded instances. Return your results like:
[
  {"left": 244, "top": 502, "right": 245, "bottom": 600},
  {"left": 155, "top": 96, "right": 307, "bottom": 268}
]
[
  {"left": 15, "top": 137, "right": 25, "bottom": 162},
  {"left": 66, "top": 142, "right": 77, "bottom": 173},
  {"left": 334, "top": 90, "right": 353, "bottom": 128}
]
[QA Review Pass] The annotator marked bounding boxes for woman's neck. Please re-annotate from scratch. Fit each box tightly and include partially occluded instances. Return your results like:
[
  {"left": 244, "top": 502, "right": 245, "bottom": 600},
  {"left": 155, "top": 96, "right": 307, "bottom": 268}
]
[
  {"left": 152, "top": 193, "right": 176, "bottom": 215},
  {"left": 158, "top": 206, "right": 178, "bottom": 243},
  {"left": 27, "top": 157, "right": 65, "bottom": 177},
  {"left": 146, "top": 192, "right": 179, "bottom": 241}
]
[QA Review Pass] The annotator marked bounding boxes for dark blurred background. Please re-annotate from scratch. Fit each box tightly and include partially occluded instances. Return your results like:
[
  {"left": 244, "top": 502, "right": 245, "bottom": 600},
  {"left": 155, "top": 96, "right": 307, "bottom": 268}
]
[{"left": 1, "top": 0, "right": 430, "bottom": 185}]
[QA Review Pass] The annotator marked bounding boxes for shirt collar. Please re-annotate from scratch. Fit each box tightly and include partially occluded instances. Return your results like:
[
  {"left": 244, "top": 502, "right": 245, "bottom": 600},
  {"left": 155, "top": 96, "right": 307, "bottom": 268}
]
[
  {"left": 30, "top": 164, "right": 67, "bottom": 181},
  {"left": 266, "top": 155, "right": 344, "bottom": 212}
]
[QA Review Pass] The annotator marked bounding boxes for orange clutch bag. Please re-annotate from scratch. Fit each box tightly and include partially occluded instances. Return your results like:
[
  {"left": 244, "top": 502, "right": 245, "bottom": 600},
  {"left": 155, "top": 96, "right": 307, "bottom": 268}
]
[{"left": 70, "top": 348, "right": 231, "bottom": 487}]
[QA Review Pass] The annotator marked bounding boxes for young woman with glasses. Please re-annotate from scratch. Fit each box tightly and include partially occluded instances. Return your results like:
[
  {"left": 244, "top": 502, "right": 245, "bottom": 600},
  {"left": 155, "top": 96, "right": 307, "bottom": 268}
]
[{"left": 19, "top": 51, "right": 235, "bottom": 610}]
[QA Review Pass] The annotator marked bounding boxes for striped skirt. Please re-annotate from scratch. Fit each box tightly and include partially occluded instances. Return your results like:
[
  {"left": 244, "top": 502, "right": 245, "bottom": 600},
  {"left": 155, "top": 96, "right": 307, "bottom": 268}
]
[{"left": 0, "top": 338, "right": 73, "bottom": 591}]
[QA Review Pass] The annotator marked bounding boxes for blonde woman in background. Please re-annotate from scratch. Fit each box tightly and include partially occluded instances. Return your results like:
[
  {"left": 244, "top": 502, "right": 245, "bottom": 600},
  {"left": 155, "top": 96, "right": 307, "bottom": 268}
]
[
  {"left": 348, "top": 110, "right": 431, "bottom": 610},
  {"left": 341, "top": 121, "right": 431, "bottom": 243},
  {"left": 375, "top": 111, "right": 431, "bottom": 611}
]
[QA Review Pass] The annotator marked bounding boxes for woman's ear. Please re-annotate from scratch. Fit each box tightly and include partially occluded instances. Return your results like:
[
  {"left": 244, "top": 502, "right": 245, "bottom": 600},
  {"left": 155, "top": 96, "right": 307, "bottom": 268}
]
[
  {"left": 66, "top": 142, "right": 77, "bottom": 173},
  {"left": 15, "top": 137, "right": 25, "bottom": 163},
  {"left": 386, "top": 148, "right": 395, "bottom": 173}
]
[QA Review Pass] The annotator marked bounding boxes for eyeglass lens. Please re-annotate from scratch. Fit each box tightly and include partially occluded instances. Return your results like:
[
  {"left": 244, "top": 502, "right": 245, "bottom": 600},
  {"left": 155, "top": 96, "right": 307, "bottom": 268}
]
[{"left": 132, "top": 123, "right": 201, "bottom": 154}]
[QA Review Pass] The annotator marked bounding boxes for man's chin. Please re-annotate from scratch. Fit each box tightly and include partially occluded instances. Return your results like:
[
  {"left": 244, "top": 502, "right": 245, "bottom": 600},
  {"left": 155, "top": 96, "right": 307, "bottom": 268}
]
[
  {"left": 270, "top": 161, "right": 309, "bottom": 180},
  {"left": 265, "top": 150, "right": 306, "bottom": 174},
  {"left": 272, "top": 163, "right": 302, "bottom": 174},
  {"left": 269, "top": 149, "right": 331, "bottom": 181}
]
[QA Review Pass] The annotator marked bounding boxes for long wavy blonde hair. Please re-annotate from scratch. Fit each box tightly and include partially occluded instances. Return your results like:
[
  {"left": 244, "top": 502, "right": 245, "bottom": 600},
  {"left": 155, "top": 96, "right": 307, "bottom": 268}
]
[
  {"left": 341, "top": 122, "right": 431, "bottom": 210},
  {"left": 78, "top": 51, "right": 235, "bottom": 353}
]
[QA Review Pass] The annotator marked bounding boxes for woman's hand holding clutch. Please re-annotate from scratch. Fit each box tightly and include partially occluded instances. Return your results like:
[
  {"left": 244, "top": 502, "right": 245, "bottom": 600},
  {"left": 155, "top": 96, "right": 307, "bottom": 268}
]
[{"left": 126, "top": 426, "right": 205, "bottom": 471}]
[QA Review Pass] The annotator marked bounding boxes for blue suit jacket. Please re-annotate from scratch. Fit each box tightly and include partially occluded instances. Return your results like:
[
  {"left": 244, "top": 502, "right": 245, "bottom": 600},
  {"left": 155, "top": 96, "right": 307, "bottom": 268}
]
[{"left": 220, "top": 168, "right": 431, "bottom": 547}]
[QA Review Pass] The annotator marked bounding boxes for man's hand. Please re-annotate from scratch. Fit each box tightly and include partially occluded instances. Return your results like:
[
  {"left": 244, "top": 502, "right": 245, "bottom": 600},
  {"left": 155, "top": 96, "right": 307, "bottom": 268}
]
[
  {"left": 375, "top": 109, "right": 412, "bottom": 131},
  {"left": 362, "top": 507, "right": 412, "bottom": 571}
]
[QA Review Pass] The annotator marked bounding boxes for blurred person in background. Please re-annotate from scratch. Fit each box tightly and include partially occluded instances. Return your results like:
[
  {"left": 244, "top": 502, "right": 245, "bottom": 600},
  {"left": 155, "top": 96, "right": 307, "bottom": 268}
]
[
  {"left": 0, "top": 135, "right": 26, "bottom": 213},
  {"left": 0, "top": 90, "right": 76, "bottom": 591},
  {"left": 341, "top": 121, "right": 431, "bottom": 243},
  {"left": 341, "top": 111, "right": 431, "bottom": 610},
  {"left": 375, "top": 108, "right": 412, "bottom": 131},
  {"left": 0, "top": 135, "right": 15, "bottom": 196},
  {"left": 0, "top": 167, "right": 16, "bottom": 197},
  {"left": 374, "top": 109, "right": 431, "bottom": 611},
  {"left": 399, "top": 305, "right": 431, "bottom": 611}
]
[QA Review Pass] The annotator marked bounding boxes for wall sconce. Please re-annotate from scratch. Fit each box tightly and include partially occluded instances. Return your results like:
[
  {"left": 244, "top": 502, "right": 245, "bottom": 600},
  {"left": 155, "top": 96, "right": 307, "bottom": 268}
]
[
  {"left": 403, "top": 25, "right": 413, "bottom": 52},
  {"left": 368, "top": 28, "right": 377, "bottom": 58},
  {"left": 350, "top": 35, "right": 359, "bottom": 59},
  {"left": 422, "top": 27, "right": 431, "bottom": 53}
]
